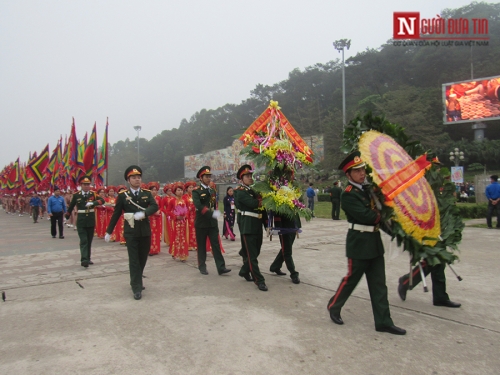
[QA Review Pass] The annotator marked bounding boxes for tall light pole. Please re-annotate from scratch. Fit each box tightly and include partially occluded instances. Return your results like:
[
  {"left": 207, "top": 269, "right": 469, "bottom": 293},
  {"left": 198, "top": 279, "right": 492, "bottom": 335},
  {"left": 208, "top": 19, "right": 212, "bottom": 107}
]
[
  {"left": 134, "top": 126, "right": 142, "bottom": 166},
  {"left": 449, "top": 147, "right": 465, "bottom": 166},
  {"left": 333, "top": 39, "right": 351, "bottom": 132}
]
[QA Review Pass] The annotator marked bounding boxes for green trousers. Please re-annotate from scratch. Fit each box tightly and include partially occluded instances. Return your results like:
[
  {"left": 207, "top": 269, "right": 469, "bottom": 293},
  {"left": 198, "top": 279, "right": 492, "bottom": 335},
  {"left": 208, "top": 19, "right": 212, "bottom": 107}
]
[
  {"left": 331, "top": 199, "right": 340, "bottom": 220},
  {"left": 195, "top": 227, "right": 226, "bottom": 274},
  {"left": 270, "top": 232, "right": 298, "bottom": 277},
  {"left": 124, "top": 235, "right": 150, "bottom": 293},
  {"left": 239, "top": 233, "right": 264, "bottom": 284},
  {"left": 400, "top": 261, "right": 450, "bottom": 303},
  {"left": 328, "top": 256, "right": 394, "bottom": 329},
  {"left": 77, "top": 226, "right": 94, "bottom": 263}
]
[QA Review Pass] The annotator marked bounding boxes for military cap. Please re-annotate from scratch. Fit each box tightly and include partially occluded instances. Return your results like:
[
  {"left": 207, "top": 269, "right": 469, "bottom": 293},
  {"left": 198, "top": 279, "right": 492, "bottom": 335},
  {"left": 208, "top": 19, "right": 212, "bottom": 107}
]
[
  {"left": 237, "top": 164, "right": 254, "bottom": 179},
  {"left": 196, "top": 166, "right": 212, "bottom": 179},
  {"left": 338, "top": 151, "right": 366, "bottom": 173},
  {"left": 79, "top": 176, "right": 92, "bottom": 184},
  {"left": 124, "top": 165, "right": 142, "bottom": 180}
]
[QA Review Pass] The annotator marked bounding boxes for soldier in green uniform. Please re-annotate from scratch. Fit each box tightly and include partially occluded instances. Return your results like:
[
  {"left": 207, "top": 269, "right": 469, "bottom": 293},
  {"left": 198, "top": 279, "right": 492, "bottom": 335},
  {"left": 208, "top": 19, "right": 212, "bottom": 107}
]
[
  {"left": 397, "top": 261, "right": 461, "bottom": 307},
  {"left": 104, "top": 166, "right": 158, "bottom": 300},
  {"left": 398, "top": 156, "right": 461, "bottom": 308},
  {"left": 329, "top": 181, "right": 342, "bottom": 220},
  {"left": 233, "top": 165, "right": 267, "bottom": 291},
  {"left": 66, "top": 176, "right": 105, "bottom": 268},
  {"left": 191, "top": 166, "right": 231, "bottom": 276},
  {"left": 327, "top": 151, "right": 406, "bottom": 335},
  {"left": 269, "top": 214, "right": 301, "bottom": 284}
]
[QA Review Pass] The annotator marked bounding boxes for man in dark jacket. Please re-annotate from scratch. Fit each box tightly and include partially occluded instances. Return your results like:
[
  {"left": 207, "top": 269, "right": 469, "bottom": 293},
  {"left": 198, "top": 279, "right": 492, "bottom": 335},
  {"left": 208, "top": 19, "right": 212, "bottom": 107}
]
[
  {"left": 234, "top": 164, "right": 267, "bottom": 291},
  {"left": 66, "top": 176, "right": 105, "bottom": 267},
  {"left": 327, "top": 151, "right": 406, "bottom": 335},
  {"left": 105, "top": 166, "right": 158, "bottom": 300},
  {"left": 329, "top": 181, "right": 342, "bottom": 220},
  {"left": 191, "top": 166, "right": 230, "bottom": 276},
  {"left": 29, "top": 192, "right": 42, "bottom": 223}
]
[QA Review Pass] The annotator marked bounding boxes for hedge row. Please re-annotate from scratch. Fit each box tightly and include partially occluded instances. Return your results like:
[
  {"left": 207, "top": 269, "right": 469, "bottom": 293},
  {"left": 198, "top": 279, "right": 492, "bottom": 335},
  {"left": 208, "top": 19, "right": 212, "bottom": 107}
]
[
  {"left": 455, "top": 204, "right": 488, "bottom": 218},
  {"left": 316, "top": 194, "right": 487, "bottom": 219},
  {"left": 317, "top": 194, "right": 331, "bottom": 202}
]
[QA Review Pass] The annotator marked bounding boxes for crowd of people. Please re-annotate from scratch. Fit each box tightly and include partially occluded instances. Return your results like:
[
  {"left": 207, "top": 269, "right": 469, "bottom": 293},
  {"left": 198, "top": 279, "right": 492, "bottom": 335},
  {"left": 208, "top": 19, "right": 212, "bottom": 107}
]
[{"left": 3, "top": 157, "right": 483, "bottom": 335}]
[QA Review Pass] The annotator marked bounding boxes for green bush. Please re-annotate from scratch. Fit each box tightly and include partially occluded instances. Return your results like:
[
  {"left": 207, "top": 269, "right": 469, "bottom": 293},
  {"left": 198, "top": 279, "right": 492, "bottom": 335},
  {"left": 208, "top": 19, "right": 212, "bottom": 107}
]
[
  {"left": 317, "top": 194, "right": 331, "bottom": 202},
  {"left": 455, "top": 204, "right": 487, "bottom": 218}
]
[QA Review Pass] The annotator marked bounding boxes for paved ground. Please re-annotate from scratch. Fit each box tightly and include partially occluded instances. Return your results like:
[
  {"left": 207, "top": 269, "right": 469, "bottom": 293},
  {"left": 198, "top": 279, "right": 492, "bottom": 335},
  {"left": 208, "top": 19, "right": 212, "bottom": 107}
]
[{"left": 1, "top": 212, "right": 499, "bottom": 375}]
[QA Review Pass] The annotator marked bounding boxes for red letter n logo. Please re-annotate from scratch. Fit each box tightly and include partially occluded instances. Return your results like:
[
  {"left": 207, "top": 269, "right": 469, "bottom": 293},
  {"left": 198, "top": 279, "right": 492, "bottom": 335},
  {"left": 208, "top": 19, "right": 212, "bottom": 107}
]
[{"left": 393, "top": 12, "right": 420, "bottom": 39}]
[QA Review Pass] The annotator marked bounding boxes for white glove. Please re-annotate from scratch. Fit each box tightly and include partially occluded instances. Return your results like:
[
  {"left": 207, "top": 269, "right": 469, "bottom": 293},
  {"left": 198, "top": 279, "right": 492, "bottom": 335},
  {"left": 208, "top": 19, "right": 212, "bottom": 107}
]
[
  {"left": 134, "top": 211, "right": 145, "bottom": 220},
  {"left": 212, "top": 210, "right": 221, "bottom": 219},
  {"left": 85, "top": 202, "right": 93, "bottom": 207},
  {"left": 104, "top": 233, "right": 111, "bottom": 242}
]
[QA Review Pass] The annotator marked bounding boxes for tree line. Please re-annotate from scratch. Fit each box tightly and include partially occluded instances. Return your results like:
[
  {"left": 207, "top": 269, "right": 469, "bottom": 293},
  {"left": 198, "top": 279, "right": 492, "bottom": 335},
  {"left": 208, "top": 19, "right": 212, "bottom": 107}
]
[{"left": 108, "top": 2, "right": 500, "bottom": 186}]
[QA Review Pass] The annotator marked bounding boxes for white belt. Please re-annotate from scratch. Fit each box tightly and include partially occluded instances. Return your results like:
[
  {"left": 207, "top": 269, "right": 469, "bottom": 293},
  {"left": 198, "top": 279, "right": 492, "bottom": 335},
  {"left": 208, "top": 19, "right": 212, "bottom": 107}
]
[
  {"left": 351, "top": 223, "right": 379, "bottom": 232},
  {"left": 240, "top": 211, "right": 262, "bottom": 219},
  {"left": 77, "top": 209, "right": 95, "bottom": 213}
]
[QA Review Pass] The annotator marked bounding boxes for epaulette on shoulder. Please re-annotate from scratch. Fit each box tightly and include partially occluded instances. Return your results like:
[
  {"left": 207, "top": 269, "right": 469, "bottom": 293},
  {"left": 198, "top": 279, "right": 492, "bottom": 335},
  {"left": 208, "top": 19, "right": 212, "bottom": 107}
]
[
  {"left": 142, "top": 188, "right": 150, "bottom": 192},
  {"left": 193, "top": 186, "right": 200, "bottom": 190},
  {"left": 345, "top": 185, "right": 352, "bottom": 193},
  {"left": 119, "top": 190, "right": 127, "bottom": 194},
  {"left": 235, "top": 186, "right": 244, "bottom": 190}
]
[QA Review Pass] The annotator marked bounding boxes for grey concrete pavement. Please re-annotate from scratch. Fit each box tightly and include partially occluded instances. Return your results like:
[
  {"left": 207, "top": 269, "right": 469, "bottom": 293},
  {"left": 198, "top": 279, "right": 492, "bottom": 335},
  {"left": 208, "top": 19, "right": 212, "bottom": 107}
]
[{"left": 1, "top": 212, "right": 499, "bottom": 374}]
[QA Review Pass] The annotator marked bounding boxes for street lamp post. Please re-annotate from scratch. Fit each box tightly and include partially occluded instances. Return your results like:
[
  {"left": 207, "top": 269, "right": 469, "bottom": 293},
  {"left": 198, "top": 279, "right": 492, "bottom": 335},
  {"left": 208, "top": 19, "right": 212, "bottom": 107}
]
[
  {"left": 333, "top": 39, "right": 351, "bottom": 132},
  {"left": 449, "top": 148, "right": 465, "bottom": 166},
  {"left": 134, "top": 126, "right": 142, "bottom": 166}
]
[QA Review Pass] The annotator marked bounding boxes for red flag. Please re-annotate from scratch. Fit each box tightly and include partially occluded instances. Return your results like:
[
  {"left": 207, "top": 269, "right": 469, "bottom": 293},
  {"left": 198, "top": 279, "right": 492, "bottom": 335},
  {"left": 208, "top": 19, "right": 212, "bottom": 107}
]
[
  {"left": 28, "top": 144, "right": 49, "bottom": 183},
  {"left": 83, "top": 123, "right": 97, "bottom": 176}
]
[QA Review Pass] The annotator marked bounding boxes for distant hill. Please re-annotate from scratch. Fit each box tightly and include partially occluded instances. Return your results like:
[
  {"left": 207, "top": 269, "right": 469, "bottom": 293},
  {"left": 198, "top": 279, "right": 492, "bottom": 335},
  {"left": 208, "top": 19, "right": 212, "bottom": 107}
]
[{"left": 108, "top": 2, "right": 500, "bottom": 185}]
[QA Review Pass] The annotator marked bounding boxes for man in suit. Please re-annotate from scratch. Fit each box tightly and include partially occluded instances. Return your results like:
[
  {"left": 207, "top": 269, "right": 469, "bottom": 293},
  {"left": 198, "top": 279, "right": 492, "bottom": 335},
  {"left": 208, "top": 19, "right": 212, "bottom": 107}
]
[
  {"left": 191, "top": 166, "right": 230, "bottom": 276},
  {"left": 329, "top": 181, "right": 342, "bottom": 220},
  {"left": 326, "top": 151, "right": 406, "bottom": 335},
  {"left": 66, "top": 176, "right": 104, "bottom": 267},
  {"left": 105, "top": 166, "right": 158, "bottom": 300},
  {"left": 234, "top": 164, "right": 267, "bottom": 291}
]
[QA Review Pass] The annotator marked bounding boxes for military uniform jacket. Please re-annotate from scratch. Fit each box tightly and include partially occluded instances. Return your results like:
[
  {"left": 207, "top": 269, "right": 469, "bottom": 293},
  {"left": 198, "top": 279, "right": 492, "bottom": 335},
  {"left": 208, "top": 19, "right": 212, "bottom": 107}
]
[
  {"left": 234, "top": 185, "right": 263, "bottom": 235},
  {"left": 106, "top": 189, "right": 158, "bottom": 237},
  {"left": 192, "top": 185, "right": 218, "bottom": 228},
  {"left": 67, "top": 191, "right": 105, "bottom": 227},
  {"left": 341, "top": 183, "right": 383, "bottom": 260},
  {"left": 330, "top": 186, "right": 342, "bottom": 201}
]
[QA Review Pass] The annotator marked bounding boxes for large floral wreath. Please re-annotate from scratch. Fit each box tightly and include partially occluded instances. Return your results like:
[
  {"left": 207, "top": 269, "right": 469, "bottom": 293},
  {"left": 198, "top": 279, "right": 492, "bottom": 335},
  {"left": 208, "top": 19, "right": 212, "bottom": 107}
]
[
  {"left": 240, "top": 101, "right": 314, "bottom": 220},
  {"left": 342, "top": 113, "right": 462, "bottom": 266}
]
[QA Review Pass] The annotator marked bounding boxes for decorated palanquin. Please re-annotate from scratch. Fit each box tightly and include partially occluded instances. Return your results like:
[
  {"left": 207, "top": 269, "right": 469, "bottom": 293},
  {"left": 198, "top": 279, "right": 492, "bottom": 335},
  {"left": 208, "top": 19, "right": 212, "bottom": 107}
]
[
  {"left": 239, "top": 101, "right": 314, "bottom": 224},
  {"left": 343, "top": 114, "right": 462, "bottom": 268}
]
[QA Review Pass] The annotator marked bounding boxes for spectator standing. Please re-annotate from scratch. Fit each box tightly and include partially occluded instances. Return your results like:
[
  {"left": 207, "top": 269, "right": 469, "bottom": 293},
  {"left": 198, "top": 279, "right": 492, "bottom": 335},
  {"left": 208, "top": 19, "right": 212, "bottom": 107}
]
[
  {"left": 29, "top": 192, "right": 42, "bottom": 223},
  {"left": 306, "top": 183, "right": 316, "bottom": 217},
  {"left": 329, "top": 181, "right": 342, "bottom": 220},
  {"left": 485, "top": 175, "right": 500, "bottom": 229},
  {"left": 468, "top": 183, "right": 475, "bottom": 197},
  {"left": 47, "top": 187, "right": 67, "bottom": 238}
]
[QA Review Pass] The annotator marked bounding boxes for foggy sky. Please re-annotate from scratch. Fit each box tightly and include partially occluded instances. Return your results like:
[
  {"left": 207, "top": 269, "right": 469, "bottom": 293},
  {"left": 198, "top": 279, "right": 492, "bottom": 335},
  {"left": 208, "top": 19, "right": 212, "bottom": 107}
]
[{"left": 0, "top": 0, "right": 475, "bottom": 167}]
